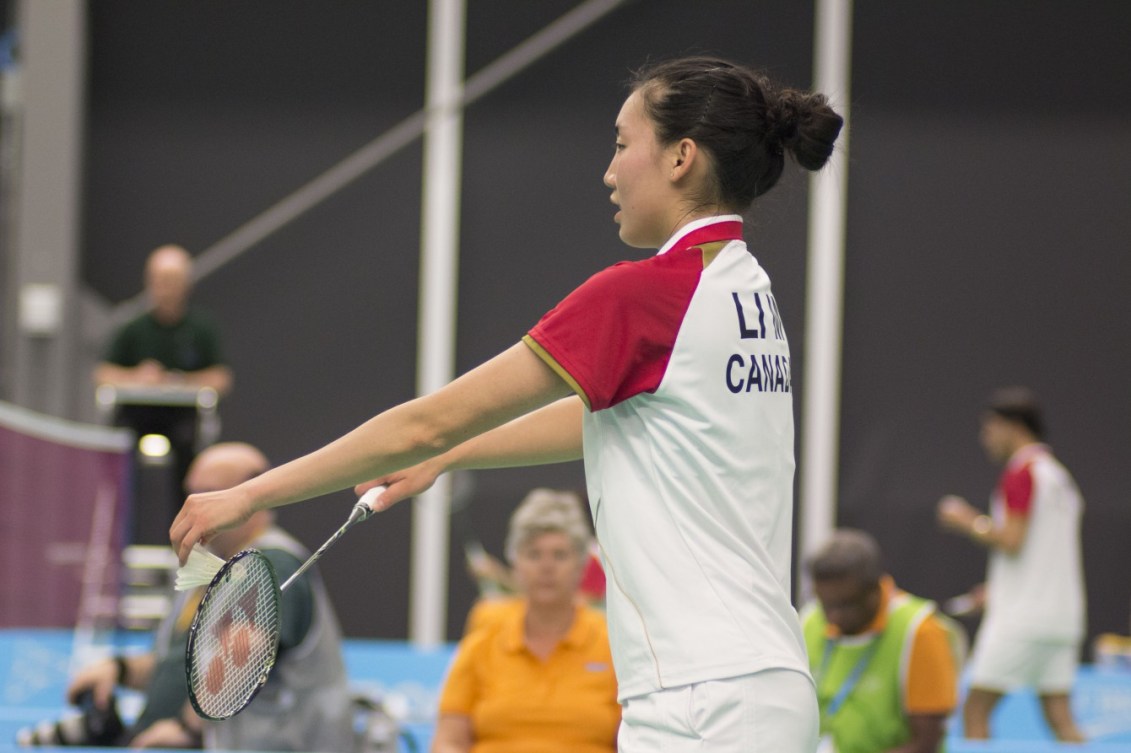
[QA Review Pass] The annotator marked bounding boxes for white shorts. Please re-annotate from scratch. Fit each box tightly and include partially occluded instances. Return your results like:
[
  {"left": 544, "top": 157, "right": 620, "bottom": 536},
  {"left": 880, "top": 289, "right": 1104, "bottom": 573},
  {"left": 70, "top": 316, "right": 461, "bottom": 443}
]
[
  {"left": 618, "top": 669, "right": 818, "bottom": 753},
  {"left": 968, "top": 631, "right": 1081, "bottom": 694}
]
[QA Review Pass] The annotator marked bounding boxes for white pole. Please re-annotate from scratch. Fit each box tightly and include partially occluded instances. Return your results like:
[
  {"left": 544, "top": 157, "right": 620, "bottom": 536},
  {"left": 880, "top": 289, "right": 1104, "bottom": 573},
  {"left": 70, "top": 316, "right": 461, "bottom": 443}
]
[
  {"left": 799, "top": 0, "right": 853, "bottom": 592},
  {"left": 411, "top": 0, "right": 466, "bottom": 648},
  {"left": 408, "top": 0, "right": 626, "bottom": 648}
]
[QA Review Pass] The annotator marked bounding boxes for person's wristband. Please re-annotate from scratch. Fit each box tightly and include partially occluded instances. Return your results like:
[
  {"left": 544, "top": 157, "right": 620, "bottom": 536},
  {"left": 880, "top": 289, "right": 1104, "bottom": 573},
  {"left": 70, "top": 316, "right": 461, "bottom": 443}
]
[
  {"left": 113, "top": 656, "right": 129, "bottom": 685},
  {"left": 971, "top": 515, "right": 993, "bottom": 537}
]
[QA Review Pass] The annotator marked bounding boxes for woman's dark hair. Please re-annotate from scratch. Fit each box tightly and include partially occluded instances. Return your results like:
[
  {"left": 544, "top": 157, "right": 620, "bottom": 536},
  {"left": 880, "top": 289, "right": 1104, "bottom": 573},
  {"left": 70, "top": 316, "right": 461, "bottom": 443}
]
[
  {"left": 630, "top": 56, "right": 843, "bottom": 211},
  {"left": 986, "top": 386, "right": 1045, "bottom": 440}
]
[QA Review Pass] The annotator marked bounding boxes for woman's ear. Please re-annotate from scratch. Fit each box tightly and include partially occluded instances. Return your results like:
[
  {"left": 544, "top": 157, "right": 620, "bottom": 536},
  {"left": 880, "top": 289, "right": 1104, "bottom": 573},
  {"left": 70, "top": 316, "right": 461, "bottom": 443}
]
[{"left": 669, "top": 138, "right": 698, "bottom": 181}]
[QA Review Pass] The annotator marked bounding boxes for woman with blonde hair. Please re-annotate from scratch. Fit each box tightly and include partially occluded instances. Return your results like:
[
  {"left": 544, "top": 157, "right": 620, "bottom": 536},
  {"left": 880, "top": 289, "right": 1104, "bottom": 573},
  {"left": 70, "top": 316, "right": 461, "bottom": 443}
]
[{"left": 434, "top": 488, "right": 618, "bottom": 753}]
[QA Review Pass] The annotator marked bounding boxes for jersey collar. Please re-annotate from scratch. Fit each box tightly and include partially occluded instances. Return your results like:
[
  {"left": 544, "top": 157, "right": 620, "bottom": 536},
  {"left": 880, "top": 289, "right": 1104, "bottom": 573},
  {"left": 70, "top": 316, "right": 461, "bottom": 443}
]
[
  {"left": 1007, "top": 442, "right": 1049, "bottom": 469},
  {"left": 657, "top": 214, "right": 744, "bottom": 256}
]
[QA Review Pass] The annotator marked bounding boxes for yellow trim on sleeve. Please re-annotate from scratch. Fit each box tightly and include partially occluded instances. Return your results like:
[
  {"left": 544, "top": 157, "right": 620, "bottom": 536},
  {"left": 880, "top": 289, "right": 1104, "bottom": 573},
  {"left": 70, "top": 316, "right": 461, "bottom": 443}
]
[
  {"left": 522, "top": 334, "right": 591, "bottom": 410},
  {"left": 695, "top": 240, "right": 729, "bottom": 268}
]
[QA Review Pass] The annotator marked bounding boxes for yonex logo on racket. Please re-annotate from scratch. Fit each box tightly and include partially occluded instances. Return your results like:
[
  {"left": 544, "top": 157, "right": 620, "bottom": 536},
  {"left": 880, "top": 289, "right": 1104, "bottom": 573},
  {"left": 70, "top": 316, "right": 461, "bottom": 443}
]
[
  {"left": 204, "top": 581, "right": 262, "bottom": 693},
  {"left": 187, "top": 551, "right": 281, "bottom": 720}
]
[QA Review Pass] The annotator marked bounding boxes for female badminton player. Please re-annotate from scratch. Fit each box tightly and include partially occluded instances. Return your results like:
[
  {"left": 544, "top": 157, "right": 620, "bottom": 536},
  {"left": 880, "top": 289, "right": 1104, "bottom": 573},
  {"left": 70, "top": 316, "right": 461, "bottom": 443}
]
[{"left": 172, "top": 56, "right": 843, "bottom": 752}]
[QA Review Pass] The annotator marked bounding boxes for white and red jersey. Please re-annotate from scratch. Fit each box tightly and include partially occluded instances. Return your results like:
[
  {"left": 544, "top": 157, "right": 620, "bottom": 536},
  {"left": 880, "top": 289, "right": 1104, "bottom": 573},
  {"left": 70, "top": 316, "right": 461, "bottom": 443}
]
[
  {"left": 524, "top": 215, "right": 810, "bottom": 700},
  {"left": 983, "top": 443, "right": 1086, "bottom": 642}
]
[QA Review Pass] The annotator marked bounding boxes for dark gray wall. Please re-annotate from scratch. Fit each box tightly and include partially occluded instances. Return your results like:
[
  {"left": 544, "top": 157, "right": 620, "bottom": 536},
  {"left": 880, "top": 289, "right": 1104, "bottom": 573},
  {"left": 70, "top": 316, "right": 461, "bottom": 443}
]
[
  {"left": 842, "top": 0, "right": 1131, "bottom": 653},
  {"left": 81, "top": 1, "right": 1131, "bottom": 647}
]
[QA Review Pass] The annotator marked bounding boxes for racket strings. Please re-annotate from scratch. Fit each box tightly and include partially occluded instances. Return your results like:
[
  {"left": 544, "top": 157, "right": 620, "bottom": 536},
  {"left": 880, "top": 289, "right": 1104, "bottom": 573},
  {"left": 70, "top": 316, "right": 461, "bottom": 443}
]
[{"left": 188, "top": 554, "right": 281, "bottom": 719}]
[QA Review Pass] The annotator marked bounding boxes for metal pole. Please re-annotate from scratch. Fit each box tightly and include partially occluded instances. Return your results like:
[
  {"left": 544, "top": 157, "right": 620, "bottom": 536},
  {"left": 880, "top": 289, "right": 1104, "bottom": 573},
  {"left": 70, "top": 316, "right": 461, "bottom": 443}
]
[
  {"left": 410, "top": 0, "right": 466, "bottom": 648},
  {"left": 799, "top": 0, "right": 853, "bottom": 591},
  {"left": 406, "top": 0, "right": 626, "bottom": 647}
]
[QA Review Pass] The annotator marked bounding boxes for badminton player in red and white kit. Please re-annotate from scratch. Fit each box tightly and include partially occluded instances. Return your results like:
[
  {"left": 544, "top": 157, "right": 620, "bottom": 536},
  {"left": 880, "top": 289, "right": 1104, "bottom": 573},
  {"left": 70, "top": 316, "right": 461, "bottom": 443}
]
[
  {"left": 938, "top": 387, "right": 1087, "bottom": 742},
  {"left": 173, "top": 57, "right": 843, "bottom": 752}
]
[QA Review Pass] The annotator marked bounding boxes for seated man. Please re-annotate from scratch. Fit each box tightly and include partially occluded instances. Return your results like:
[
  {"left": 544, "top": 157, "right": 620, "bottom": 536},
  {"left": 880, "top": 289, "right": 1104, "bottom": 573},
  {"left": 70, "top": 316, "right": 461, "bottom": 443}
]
[
  {"left": 802, "top": 529, "right": 965, "bottom": 753},
  {"left": 63, "top": 443, "right": 354, "bottom": 751}
]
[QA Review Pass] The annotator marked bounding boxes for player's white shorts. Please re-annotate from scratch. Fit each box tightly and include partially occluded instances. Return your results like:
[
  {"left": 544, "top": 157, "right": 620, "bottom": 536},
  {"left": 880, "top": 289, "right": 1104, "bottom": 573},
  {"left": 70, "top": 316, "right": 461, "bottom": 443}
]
[
  {"left": 968, "top": 630, "right": 1081, "bottom": 693},
  {"left": 618, "top": 668, "right": 818, "bottom": 753}
]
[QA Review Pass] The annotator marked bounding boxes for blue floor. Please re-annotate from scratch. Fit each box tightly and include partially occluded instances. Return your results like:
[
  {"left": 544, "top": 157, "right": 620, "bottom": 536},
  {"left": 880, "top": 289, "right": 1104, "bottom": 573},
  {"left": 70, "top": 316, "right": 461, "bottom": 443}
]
[
  {"left": 3, "top": 628, "right": 1130, "bottom": 751},
  {"left": 0, "top": 629, "right": 453, "bottom": 752}
]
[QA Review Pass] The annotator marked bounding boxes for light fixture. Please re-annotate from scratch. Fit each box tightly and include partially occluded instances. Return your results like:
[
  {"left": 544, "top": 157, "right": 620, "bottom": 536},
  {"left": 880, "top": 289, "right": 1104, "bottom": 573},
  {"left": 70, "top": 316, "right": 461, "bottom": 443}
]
[{"left": 138, "top": 433, "right": 171, "bottom": 458}]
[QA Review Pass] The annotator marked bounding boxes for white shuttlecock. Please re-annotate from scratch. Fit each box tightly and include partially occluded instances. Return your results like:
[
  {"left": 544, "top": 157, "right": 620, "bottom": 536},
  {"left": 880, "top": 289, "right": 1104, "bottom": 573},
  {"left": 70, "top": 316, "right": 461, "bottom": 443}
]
[{"left": 175, "top": 544, "right": 226, "bottom": 591}]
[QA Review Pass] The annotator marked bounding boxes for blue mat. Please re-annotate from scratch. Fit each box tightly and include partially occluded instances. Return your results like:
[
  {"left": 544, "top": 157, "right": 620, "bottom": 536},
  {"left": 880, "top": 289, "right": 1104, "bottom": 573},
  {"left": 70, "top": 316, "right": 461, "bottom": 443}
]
[
  {"left": 4, "top": 628, "right": 1130, "bottom": 752},
  {"left": 0, "top": 629, "right": 453, "bottom": 752}
]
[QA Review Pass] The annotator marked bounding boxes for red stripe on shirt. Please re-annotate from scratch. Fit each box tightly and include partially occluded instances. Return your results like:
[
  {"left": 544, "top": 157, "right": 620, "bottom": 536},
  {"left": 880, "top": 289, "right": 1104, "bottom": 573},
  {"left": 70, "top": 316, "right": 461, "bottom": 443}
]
[
  {"left": 527, "top": 222, "right": 743, "bottom": 411},
  {"left": 999, "top": 463, "right": 1034, "bottom": 515}
]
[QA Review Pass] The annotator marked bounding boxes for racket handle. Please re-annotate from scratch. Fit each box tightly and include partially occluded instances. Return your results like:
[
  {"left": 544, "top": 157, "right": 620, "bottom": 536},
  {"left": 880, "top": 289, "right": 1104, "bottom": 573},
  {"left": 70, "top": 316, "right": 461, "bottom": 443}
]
[{"left": 354, "top": 485, "right": 387, "bottom": 521}]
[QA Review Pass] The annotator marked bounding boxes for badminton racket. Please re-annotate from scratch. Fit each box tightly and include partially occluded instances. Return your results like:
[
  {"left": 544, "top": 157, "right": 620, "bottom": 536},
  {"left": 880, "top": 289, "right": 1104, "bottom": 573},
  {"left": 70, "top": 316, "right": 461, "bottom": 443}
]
[{"left": 183, "top": 486, "right": 384, "bottom": 720}]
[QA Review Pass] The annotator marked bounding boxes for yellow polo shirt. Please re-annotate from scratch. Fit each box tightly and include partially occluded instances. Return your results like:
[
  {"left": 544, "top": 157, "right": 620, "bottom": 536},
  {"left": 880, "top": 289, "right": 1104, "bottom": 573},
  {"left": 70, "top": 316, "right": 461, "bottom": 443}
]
[
  {"left": 463, "top": 596, "right": 522, "bottom": 636},
  {"left": 438, "top": 600, "right": 620, "bottom": 753}
]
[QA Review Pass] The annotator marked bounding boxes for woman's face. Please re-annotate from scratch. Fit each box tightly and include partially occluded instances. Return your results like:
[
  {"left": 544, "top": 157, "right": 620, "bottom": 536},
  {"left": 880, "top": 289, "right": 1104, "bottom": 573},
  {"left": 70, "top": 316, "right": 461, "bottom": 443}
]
[
  {"left": 513, "top": 531, "right": 583, "bottom": 607},
  {"left": 604, "top": 90, "right": 679, "bottom": 249}
]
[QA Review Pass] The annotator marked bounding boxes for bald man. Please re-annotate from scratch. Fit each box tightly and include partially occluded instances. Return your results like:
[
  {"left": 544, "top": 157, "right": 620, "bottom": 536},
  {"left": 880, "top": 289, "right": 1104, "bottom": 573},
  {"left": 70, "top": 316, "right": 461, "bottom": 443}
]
[
  {"left": 94, "top": 245, "right": 231, "bottom": 394},
  {"left": 95, "top": 245, "right": 233, "bottom": 531},
  {"left": 66, "top": 443, "right": 354, "bottom": 751}
]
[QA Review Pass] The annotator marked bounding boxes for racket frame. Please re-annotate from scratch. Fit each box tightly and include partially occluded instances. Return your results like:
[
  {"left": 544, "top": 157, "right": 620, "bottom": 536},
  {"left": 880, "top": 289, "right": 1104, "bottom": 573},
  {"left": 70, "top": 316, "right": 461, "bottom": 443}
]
[
  {"left": 185, "top": 548, "right": 282, "bottom": 721},
  {"left": 182, "top": 490, "right": 383, "bottom": 721}
]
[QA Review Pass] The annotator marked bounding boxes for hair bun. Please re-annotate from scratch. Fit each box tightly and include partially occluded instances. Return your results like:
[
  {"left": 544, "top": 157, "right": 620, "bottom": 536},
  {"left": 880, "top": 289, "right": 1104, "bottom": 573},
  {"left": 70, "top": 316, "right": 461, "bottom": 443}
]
[
  {"left": 768, "top": 88, "right": 843, "bottom": 171},
  {"left": 628, "top": 56, "right": 843, "bottom": 209},
  {"left": 766, "top": 96, "right": 801, "bottom": 150}
]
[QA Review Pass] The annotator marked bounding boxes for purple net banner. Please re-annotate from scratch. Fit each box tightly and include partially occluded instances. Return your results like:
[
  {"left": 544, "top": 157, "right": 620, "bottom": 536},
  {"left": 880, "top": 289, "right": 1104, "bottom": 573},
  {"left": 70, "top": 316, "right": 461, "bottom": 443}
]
[{"left": 0, "top": 402, "right": 133, "bottom": 628}]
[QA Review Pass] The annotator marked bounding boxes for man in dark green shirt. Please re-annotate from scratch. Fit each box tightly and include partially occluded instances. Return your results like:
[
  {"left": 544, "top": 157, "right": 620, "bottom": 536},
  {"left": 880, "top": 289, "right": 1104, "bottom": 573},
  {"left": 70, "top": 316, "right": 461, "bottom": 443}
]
[
  {"left": 94, "top": 245, "right": 232, "bottom": 531},
  {"left": 95, "top": 245, "right": 231, "bottom": 393}
]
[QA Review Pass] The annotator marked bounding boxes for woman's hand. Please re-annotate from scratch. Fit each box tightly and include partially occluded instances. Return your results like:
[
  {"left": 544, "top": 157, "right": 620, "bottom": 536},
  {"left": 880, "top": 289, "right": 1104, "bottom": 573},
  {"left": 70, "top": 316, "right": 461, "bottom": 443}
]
[
  {"left": 170, "top": 486, "right": 256, "bottom": 564},
  {"left": 354, "top": 458, "right": 444, "bottom": 512},
  {"left": 936, "top": 494, "right": 979, "bottom": 532}
]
